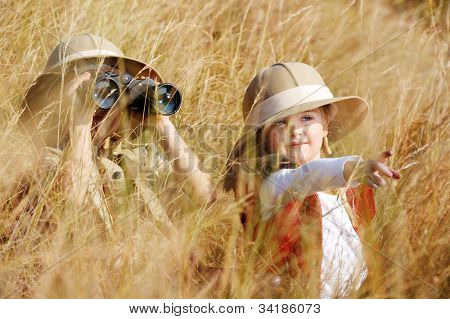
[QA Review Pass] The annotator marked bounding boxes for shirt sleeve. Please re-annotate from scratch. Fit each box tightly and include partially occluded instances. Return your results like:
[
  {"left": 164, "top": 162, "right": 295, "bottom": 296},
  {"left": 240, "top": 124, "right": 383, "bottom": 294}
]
[{"left": 259, "top": 156, "right": 362, "bottom": 220}]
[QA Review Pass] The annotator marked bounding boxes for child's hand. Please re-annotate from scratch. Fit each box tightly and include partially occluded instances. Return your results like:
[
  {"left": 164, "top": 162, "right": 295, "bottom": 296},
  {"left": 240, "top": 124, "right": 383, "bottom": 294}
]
[
  {"left": 63, "top": 71, "right": 94, "bottom": 126},
  {"left": 65, "top": 71, "right": 92, "bottom": 96},
  {"left": 360, "top": 150, "right": 401, "bottom": 189}
]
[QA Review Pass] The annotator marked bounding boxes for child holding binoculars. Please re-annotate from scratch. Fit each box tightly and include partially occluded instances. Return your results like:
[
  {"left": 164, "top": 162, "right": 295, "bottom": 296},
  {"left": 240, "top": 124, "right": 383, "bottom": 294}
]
[{"left": 13, "top": 34, "right": 215, "bottom": 232}]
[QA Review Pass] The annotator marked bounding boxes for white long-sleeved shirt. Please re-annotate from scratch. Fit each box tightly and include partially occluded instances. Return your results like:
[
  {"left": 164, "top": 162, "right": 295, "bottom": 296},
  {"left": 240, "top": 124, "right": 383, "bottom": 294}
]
[
  {"left": 259, "top": 156, "right": 361, "bottom": 220},
  {"left": 258, "top": 156, "right": 367, "bottom": 298}
]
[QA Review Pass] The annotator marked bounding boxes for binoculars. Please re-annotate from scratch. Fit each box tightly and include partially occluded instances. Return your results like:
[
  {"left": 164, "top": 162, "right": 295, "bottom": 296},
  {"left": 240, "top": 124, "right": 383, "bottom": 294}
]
[{"left": 86, "top": 65, "right": 182, "bottom": 116}]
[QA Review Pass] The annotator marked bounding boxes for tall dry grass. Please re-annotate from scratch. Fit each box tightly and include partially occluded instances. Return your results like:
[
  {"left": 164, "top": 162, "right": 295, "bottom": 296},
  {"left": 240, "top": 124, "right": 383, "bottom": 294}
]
[{"left": 0, "top": 0, "right": 448, "bottom": 298}]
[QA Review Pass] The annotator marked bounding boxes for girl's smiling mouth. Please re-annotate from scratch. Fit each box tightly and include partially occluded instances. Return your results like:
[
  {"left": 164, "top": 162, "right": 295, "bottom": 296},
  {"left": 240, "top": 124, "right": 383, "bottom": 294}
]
[{"left": 290, "top": 141, "right": 303, "bottom": 148}]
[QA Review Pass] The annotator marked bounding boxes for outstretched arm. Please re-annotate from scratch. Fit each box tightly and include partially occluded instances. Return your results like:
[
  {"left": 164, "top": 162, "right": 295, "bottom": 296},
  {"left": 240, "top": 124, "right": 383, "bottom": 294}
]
[
  {"left": 260, "top": 151, "right": 401, "bottom": 219},
  {"left": 259, "top": 156, "right": 360, "bottom": 217}
]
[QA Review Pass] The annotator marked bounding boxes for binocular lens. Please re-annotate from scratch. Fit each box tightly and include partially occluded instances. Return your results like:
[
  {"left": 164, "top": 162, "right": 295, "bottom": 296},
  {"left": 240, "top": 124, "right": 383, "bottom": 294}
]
[
  {"left": 128, "top": 80, "right": 181, "bottom": 116},
  {"left": 157, "top": 84, "right": 182, "bottom": 116},
  {"left": 91, "top": 70, "right": 182, "bottom": 116},
  {"left": 93, "top": 79, "right": 120, "bottom": 110}
]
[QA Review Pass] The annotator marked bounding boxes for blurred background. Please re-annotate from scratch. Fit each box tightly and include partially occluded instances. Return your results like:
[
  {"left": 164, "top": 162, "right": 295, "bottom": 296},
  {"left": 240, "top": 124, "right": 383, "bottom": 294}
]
[{"left": 0, "top": 0, "right": 448, "bottom": 298}]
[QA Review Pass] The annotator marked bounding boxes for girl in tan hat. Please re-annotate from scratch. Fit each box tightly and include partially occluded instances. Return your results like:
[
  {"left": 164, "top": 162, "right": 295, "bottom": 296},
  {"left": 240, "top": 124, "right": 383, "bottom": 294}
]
[{"left": 225, "top": 62, "right": 401, "bottom": 298}]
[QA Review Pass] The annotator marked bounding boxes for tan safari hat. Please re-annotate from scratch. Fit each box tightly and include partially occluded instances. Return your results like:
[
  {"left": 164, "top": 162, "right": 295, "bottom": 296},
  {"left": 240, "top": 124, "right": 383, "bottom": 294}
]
[
  {"left": 226, "top": 62, "right": 369, "bottom": 173},
  {"left": 42, "top": 33, "right": 161, "bottom": 76},
  {"left": 22, "top": 34, "right": 163, "bottom": 112},
  {"left": 241, "top": 62, "right": 369, "bottom": 141}
]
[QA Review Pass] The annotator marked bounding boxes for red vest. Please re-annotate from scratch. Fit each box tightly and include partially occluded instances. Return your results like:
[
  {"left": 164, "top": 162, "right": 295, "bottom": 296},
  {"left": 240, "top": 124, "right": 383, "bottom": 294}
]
[{"left": 242, "top": 184, "right": 376, "bottom": 277}]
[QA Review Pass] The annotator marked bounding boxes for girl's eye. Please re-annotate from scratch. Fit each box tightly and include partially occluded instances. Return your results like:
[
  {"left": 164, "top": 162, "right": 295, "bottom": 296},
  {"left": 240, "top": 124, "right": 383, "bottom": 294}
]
[
  {"left": 274, "top": 120, "right": 287, "bottom": 126},
  {"left": 302, "top": 115, "right": 313, "bottom": 121}
]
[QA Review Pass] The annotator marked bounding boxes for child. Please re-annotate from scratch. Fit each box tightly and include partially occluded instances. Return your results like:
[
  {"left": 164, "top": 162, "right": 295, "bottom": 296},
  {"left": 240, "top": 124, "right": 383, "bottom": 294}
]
[
  {"left": 225, "top": 62, "right": 400, "bottom": 298},
  {"left": 14, "top": 34, "right": 214, "bottom": 231}
]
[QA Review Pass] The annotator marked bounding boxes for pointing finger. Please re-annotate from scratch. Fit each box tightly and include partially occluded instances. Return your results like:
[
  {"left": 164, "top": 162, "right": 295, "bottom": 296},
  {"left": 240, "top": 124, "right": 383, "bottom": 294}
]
[
  {"left": 377, "top": 150, "right": 392, "bottom": 164},
  {"left": 390, "top": 168, "right": 401, "bottom": 179},
  {"left": 373, "top": 161, "right": 394, "bottom": 179}
]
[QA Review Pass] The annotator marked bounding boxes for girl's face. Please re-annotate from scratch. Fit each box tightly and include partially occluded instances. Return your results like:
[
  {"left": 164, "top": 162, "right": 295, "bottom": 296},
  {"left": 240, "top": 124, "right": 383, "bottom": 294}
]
[{"left": 267, "top": 108, "right": 328, "bottom": 166}]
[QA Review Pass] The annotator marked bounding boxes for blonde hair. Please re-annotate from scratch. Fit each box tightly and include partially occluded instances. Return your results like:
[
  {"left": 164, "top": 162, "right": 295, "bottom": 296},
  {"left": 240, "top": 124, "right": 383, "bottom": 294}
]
[{"left": 318, "top": 103, "right": 337, "bottom": 128}]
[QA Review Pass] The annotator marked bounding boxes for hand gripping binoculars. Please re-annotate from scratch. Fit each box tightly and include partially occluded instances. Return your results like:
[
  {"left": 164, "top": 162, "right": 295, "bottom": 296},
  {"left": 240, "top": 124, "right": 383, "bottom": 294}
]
[{"left": 84, "top": 64, "right": 182, "bottom": 116}]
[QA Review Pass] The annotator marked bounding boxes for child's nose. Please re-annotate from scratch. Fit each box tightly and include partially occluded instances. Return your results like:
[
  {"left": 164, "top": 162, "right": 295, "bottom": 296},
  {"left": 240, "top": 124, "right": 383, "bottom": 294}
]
[{"left": 289, "top": 123, "right": 303, "bottom": 137}]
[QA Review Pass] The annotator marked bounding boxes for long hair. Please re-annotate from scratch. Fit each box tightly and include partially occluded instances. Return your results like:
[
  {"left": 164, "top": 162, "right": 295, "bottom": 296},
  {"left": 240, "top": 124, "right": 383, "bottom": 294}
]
[{"left": 223, "top": 127, "right": 294, "bottom": 193}]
